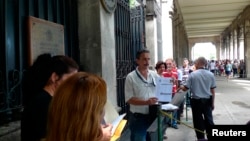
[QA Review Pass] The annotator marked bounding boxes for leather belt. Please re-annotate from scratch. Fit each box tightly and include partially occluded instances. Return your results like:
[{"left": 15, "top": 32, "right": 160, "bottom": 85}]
[{"left": 133, "top": 113, "right": 149, "bottom": 118}]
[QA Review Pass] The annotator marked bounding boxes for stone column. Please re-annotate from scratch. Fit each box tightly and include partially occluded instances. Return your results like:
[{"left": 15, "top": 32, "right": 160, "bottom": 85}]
[
  {"left": 177, "top": 23, "right": 183, "bottom": 64},
  {"left": 173, "top": 17, "right": 180, "bottom": 63},
  {"left": 171, "top": 0, "right": 189, "bottom": 65},
  {"left": 214, "top": 42, "right": 221, "bottom": 60},
  {"left": 175, "top": 22, "right": 189, "bottom": 66},
  {"left": 145, "top": 0, "right": 162, "bottom": 66},
  {"left": 162, "top": 0, "right": 173, "bottom": 60},
  {"left": 233, "top": 29, "right": 238, "bottom": 59},
  {"left": 230, "top": 32, "right": 234, "bottom": 60},
  {"left": 189, "top": 42, "right": 195, "bottom": 60},
  {"left": 220, "top": 38, "right": 225, "bottom": 60},
  {"left": 237, "top": 26, "right": 241, "bottom": 59},
  {"left": 78, "top": 0, "right": 117, "bottom": 106},
  {"left": 221, "top": 40, "right": 226, "bottom": 60},
  {"left": 238, "top": 25, "right": 244, "bottom": 59},
  {"left": 244, "top": 20, "right": 250, "bottom": 78},
  {"left": 226, "top": 35, "right": 230, "bottom": 59}
]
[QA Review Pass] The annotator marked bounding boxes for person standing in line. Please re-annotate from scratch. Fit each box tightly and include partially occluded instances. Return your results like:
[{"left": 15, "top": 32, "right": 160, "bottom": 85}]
[
  {"left": 173, "top": 60, "right": 183, "bottom": 121},
  {"left": 215, "top": 61, "right": 219, "bottom": 76},
  {"left": 179, "top": 58, "right": 193, "bottom": 86},
  {"left": 45, "top": 72, "right": 112, "bottom": 141},
  {"left": 21, "top": 53, "right": 79, "bottom": 141},
  {"left": 238, "top": 60, "right": 245, "bottom": 78},
  {"left": 209, "top": 60, "right": 216, "bottom": 75},
  {"left": 225, "top": 60, "right": 232, "bottom": 80},
  {"left": 155, "top": 60, "right": 169, "bottom": 139},
  {"left": 178, "top": 57, "right": 216, "bottom": 140},
  {"left": 125, "top": 49, "right": 159, "bottom": 141},
  {"left": 173, "top": 60, "right": 183, "bottom": 90},
  {"left": 155, "top": 60, "right": 167, "bottom": 77},
  {"left": 232, "top": 60, "right": 238, "bottom": 77},
  {"left": 178, "top": 58, "right": 193, "bottom": 121},
  {"left": 219, "top": 61, "right": 225, "bottom": 76},
  {"left": 162, "top": 58, "right": 179, "bottom": 129}
]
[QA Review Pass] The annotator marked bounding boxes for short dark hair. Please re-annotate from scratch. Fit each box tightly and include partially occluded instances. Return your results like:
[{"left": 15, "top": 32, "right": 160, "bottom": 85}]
[
  {"left": 136, "top": 49, "right": 150, "bottom": 59},
  {"left": 22, "top": 53, "right": 79, "bottom": 106},
  {"left": 155, "top": 61, "right": 166, "bottom": 70},
  {"left": 195, "top": 57, "right": 207, "bottom": 66}
]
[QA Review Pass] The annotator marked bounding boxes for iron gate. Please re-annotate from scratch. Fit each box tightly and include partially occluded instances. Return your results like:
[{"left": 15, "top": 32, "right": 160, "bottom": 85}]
[
  {"left": 115, "top": 0, "right": 145, "bottom": 114},
  {"left": 0, "top": 0, "right": 79, "bottom": 125},
  {"left": 0, "top": 0, "right": 147, "bottom": 124}
]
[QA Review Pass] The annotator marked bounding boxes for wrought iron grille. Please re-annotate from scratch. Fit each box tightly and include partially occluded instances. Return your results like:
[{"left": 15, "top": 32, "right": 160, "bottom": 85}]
[
  {"left": 115, "top": 0, "right": 145, "bottom": 114},
  {"left": 0, "top": 0, "right": 78, "bottom": 125}
]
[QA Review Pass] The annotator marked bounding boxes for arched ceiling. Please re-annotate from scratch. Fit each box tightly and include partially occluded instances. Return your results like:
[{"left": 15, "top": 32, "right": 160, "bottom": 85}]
[{"left": 176, "top": 0, "right": 250, "bottom": 38}]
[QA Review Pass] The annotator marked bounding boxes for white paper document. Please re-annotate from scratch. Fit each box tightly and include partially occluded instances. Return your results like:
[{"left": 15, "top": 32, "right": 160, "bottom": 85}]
[
  {"left": 155, "top": 77, "right": 173, "bottom": 102},
  {"left": 161, "top": 103, "right": 178, "bottom": 111},
  {"left": 111, "top": 113, "right": 126, "bottom": 136}
]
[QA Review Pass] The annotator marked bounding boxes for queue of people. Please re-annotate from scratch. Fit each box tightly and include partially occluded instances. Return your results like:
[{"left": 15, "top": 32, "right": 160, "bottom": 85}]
[
  {"left": 153, "top": 56, "right": 216, "bottom": 140},
  {"left": 21, "top": 51, "right": 218, "bottom": 141},
  {"left": 155, "top": 56, "right": 216, "bottom": 140},
  {"left": 124, "top": 49, "right": 216, "bottom": 141},
  {"left": 162, "top": 58, "right": 179, "bottom": 129},
  {"left": 207, "top": 59, "right": 246, "bottom": 79}
]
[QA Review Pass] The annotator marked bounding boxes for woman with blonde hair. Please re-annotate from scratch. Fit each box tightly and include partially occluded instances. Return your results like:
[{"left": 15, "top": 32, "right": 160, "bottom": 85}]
[{"left": 45, "top": 72, "right": 111, "bottom": 141}]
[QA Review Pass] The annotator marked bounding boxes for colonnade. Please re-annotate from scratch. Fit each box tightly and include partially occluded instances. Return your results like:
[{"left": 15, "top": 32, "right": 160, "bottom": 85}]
[{"left": 171, "top": 1, "right": 250, "bottom": 78}]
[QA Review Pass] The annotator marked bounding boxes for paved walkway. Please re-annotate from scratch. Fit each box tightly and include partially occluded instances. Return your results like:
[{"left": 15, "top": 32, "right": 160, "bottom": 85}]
[{"left": 164, "top": 76, "right": 250, "bottom": 141}]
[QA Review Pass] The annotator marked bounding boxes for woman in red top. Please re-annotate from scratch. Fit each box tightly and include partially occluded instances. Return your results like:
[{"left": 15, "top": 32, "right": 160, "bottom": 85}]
[
  {"left": 162, "top": 58, "right": 179, "bottom": 129},
  {"left": 163, "top": 59, "right": 178, "bottom": 95}
]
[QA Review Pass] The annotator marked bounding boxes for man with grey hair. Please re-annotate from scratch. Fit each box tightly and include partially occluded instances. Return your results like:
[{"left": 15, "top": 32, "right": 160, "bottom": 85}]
[
  {"left": 178, "top": 57, "right": 216, "bottom": 140},
  {"left": 125, "top": 49, "right": 159, "bottom": 141}
]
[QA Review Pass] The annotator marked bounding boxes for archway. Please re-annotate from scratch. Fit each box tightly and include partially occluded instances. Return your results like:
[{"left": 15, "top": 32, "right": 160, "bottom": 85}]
[{"left": 191, "top": 42, "right": 216, "bottom": 61}]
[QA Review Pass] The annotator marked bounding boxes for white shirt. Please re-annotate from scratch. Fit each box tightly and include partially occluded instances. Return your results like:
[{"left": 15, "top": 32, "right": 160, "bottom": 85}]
[
  {"left": 125, "top": 67, "right": 159, "bottom": 114},
  {"left": 177, "top": 69, "right": 183, "bottom": 81},
  {"left": 210, "top": 62, "right": 216, "bottom": 70}
]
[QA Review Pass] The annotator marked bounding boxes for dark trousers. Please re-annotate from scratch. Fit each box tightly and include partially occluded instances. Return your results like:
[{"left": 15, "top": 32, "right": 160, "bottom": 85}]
[
  {"left": 128, "top": 112, "right": 152, "bottom": 141},
  {"left": 233, "top": 68, "right": 237, "bottom": 76},
  {"left": 239, "top": 69, "right": 244, "bottom": 78},
  {"left": 190, "top": 98, "right": 214, "bottom": 139},
  {"left": 177, "top": 91, "right": 191, "bottom": 120},
  {"left": 177, "top": 102, "right": 184, "bottom": 121}
]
